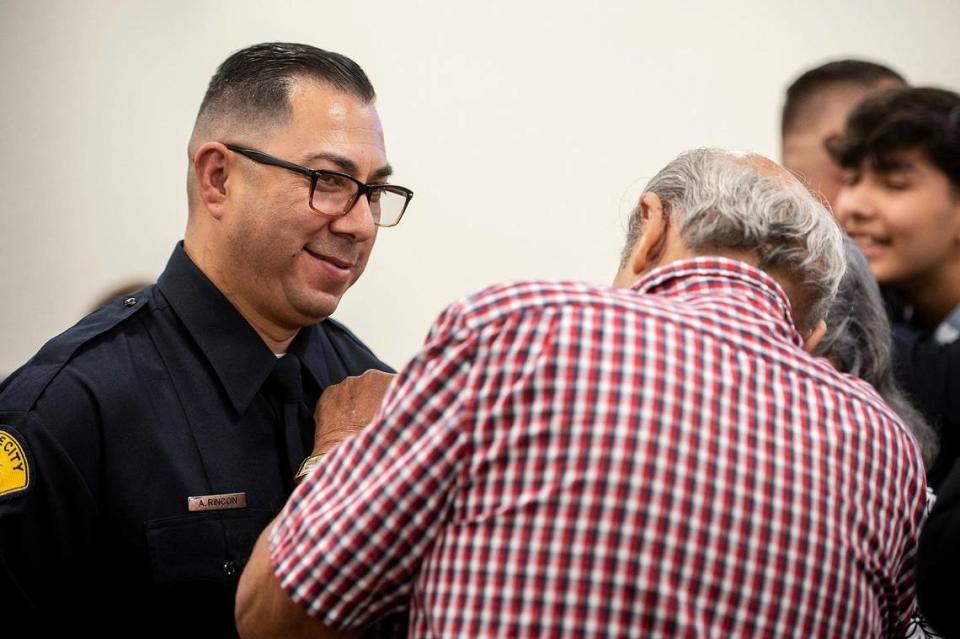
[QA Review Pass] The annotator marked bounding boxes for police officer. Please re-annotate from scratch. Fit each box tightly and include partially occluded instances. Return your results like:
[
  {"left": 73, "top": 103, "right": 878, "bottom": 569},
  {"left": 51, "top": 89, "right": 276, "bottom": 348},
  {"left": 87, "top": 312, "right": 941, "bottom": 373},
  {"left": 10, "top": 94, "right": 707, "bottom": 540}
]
[{"left": 0, "top": 42, "right": 412, "bottom": 636}]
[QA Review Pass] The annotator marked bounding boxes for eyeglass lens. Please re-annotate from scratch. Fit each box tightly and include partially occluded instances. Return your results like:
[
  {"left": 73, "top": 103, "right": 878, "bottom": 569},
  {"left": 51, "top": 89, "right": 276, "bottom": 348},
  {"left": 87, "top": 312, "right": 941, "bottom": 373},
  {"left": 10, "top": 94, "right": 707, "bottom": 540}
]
[{"left": 310, "top": 176, "right": 406, "bottom": 226}]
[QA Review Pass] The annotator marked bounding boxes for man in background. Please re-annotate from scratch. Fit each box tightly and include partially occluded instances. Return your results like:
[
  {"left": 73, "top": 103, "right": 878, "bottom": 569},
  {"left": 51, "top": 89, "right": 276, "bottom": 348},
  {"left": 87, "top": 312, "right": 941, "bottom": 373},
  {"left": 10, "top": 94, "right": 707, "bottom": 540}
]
[
  {"left": 0, "top": 42, "right": 410, "bottom": 636},
  {"left": 781, "top": 58, "right": 906, "bottom": 208},
  {"left": 236, "top": 149, "right": 928, "bottom": 638}
]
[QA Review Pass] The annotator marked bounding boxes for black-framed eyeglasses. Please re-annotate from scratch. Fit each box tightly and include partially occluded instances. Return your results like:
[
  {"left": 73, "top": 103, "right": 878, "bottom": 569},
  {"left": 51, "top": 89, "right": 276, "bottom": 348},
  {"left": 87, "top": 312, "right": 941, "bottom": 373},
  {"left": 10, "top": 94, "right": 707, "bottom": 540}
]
[{"left": 225, "top": 144, "right": 413, "bottom": 227}]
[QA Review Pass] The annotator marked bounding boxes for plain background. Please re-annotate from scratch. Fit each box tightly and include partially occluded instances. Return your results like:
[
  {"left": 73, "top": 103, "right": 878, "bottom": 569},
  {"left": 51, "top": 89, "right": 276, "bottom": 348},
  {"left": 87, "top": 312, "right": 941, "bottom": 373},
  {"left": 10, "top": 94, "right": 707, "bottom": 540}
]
[{"left": 1, "top": 0, "right": 959, "bottom": 374}]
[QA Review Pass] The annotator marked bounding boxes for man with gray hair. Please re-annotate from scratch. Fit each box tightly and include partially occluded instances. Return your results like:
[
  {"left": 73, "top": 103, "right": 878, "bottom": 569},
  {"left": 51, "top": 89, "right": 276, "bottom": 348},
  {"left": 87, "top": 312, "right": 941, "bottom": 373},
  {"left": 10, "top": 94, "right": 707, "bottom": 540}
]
[{"left": 237, "top": 149, "right": 928, "bottom": 638}]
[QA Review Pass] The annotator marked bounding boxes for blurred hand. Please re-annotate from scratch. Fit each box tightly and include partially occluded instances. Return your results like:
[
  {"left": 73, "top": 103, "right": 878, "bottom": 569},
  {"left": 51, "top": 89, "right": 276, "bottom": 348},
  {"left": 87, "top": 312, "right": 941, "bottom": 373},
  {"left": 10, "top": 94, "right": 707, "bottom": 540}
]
[{"left": 311, "top": 370, "right": 396, "bottom": 456}]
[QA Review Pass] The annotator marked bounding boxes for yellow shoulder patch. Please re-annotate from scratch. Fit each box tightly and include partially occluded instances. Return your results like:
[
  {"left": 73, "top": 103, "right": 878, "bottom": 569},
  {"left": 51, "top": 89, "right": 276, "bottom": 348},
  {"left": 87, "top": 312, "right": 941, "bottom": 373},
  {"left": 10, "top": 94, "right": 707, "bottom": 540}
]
[{"left": 0, "top": 429, "right": 30, "bottom": 497}]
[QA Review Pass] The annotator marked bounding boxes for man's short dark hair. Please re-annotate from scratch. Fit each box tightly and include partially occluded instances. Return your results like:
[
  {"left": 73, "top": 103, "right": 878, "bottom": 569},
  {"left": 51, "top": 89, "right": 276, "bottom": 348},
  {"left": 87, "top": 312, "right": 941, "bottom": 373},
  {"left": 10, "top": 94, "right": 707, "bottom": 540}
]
[
  {"left": 834, "top": 87, "right": 960, "bottom": 189},
  {"left": 195, "top": 42, "right": 376, "bottom": 131},
  {"left": 782, "top": 59, "right": 907, "bottom": 137}
]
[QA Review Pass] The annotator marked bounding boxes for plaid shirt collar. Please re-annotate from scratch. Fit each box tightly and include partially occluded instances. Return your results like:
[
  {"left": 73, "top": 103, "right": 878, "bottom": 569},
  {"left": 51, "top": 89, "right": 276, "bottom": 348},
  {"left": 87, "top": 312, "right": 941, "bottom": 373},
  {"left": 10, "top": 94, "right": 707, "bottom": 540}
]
[{"left": 631, "top": 256, "right": 804, "bottom": 348}]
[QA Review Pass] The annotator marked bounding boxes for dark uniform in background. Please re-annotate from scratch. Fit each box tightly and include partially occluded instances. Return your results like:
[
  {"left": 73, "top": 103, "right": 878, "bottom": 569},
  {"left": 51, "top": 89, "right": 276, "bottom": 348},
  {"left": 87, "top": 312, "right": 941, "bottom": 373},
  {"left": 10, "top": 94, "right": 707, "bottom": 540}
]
[
  {"left": 0, "top": 242, "right": 392, "bottom": 636},
  {"left": 888, "top": 305, "right": 960, "bottom": 489}
]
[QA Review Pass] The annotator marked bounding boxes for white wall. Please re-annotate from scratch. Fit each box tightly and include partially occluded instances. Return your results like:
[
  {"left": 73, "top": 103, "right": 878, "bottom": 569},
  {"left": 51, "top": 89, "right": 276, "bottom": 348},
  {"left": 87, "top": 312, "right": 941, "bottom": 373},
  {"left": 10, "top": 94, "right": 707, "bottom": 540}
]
[{"left": 1, "top": 0, "right": 958, "bottom": 373}]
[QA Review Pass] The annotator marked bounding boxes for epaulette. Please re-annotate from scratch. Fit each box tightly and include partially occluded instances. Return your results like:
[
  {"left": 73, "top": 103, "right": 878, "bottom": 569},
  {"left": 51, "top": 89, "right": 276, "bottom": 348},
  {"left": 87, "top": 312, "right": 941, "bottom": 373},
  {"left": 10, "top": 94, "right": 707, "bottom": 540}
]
[
  {"left": 0, "top": 292, "right": 151, "bottom": 413},
  {"left": 322, "top": 316, "right": 395, "bottom": 374},
  {"left": 323, "top": 316, "right": 369, "bottom": 351}
]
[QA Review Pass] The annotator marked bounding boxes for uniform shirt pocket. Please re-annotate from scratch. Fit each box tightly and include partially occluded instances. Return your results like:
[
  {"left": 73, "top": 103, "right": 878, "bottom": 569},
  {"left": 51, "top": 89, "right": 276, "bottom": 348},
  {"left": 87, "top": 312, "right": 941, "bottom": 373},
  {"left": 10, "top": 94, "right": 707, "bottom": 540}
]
[{"left": 144, "top": 508, "right": 276, "bottom": 587}]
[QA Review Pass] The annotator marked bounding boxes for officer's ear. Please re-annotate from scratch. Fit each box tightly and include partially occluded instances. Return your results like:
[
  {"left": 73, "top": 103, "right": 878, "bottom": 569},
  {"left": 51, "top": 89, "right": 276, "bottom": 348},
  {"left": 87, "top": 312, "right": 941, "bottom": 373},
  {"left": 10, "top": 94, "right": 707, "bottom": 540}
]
[{"left": 193, "top": 142, "right": 231, "bottom": 220}]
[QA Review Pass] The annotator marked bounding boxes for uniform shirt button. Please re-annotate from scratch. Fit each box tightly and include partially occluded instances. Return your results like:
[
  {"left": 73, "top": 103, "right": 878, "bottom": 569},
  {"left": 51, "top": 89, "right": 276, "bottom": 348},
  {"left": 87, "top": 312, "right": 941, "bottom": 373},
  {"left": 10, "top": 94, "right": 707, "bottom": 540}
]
[
  {"left": 123, "top": 297, "right": 137, "bottom": 308},
  {"left": 222, "top": 560, "right": 237, "bottom": 576}
]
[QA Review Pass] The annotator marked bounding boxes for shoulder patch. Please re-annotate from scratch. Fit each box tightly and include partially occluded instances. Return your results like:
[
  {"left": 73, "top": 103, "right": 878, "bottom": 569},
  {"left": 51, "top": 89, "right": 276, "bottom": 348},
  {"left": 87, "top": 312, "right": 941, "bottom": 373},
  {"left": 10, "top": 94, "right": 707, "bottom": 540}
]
[{"left": 0, "top": 428, "right": 30, "bottom": 497}]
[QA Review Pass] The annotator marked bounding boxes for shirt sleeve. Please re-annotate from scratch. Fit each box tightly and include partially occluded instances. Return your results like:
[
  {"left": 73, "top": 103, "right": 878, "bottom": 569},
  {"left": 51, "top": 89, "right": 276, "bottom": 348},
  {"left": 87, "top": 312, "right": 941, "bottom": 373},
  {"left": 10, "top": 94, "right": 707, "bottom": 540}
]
[
  {"left": 0, "top": 411, "right": 98, "bottom": 620},
  {"left": 269, "top": 300, "right": 478, "bottom": 629}
]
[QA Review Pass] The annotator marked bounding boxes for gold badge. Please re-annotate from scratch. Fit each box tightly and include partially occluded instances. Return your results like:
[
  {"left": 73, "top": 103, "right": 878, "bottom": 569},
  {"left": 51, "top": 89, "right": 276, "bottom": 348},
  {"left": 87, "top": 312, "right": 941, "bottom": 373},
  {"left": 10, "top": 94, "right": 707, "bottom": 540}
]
[
  {"left": 0, "top": 429, "right": 30, "bottom": 497},
  {"left": 187, "top": 492, "right": 247, "bottom": 512}
]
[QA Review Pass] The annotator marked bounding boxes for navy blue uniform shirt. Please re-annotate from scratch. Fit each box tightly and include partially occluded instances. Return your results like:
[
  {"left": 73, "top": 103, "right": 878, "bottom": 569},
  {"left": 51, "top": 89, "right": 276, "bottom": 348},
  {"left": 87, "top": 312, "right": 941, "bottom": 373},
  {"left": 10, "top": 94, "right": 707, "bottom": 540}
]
[{"left": 0, "top": 242, "right": 392, "bottom": 636}]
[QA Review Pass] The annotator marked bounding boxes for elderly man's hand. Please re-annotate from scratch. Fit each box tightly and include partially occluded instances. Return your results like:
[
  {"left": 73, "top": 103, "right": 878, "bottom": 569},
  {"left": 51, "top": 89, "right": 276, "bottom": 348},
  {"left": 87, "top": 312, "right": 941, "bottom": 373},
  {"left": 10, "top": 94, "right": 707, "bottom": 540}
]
[{"left": 311, "top": 370, "right": 396, "bottom": 456}]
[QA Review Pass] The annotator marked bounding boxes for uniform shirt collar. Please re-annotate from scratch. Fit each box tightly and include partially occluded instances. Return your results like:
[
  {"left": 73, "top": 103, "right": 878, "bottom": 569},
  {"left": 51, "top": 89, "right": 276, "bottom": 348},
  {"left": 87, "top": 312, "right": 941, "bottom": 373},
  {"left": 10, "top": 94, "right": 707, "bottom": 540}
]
[
  {"left": 157, "top": 242, "right": 331, "bottom": 414},
  {"left": 631, "top": 256, "right": 803, "bottom": 347}
]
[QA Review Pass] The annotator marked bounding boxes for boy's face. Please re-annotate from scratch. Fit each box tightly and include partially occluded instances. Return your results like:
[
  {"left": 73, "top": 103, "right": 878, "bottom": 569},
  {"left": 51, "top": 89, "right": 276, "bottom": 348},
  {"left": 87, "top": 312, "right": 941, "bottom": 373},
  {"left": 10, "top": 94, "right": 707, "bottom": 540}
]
[{"left": 835, "top": 149, "right": 960, "bottom": 287}]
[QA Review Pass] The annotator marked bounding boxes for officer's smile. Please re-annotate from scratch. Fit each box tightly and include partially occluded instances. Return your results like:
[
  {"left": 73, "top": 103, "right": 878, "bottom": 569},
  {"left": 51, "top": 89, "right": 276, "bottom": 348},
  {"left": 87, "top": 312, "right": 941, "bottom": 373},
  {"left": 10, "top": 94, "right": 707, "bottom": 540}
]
[{"left": 303, "top": 247, "right": 355, "bottom": 283}]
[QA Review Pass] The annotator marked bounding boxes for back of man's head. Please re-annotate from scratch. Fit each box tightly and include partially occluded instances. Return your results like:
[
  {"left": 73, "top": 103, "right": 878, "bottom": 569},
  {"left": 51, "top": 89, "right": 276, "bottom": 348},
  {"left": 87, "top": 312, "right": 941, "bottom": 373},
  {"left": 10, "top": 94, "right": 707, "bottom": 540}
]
[
  {"left": 622, "top": 149, "right": 845, "bottom": 332},
  {"left": 780, "top": 59, "right": 906, "bottom": 208},
  {"left": 782, "top": 59, "right": 906, "bottom": 139}
]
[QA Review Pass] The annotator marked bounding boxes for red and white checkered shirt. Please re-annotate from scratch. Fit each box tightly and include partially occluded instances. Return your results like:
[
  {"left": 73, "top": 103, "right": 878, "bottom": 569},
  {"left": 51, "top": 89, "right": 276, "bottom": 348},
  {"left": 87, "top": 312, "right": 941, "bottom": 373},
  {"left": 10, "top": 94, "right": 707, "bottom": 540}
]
[{"left": 270, "top": 257, "right": 928, "bottom": 638}]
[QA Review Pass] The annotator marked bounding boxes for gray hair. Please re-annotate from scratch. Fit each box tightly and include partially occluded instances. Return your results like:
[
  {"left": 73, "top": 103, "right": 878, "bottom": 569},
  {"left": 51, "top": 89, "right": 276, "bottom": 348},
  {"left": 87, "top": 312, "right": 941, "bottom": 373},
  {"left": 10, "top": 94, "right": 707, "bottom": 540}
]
[
  {"left": 622, "top": 148, "right": 845, "bottom": 331},
  {"left": 814, "top": 235, "right": 938, "bottom": 468}
]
